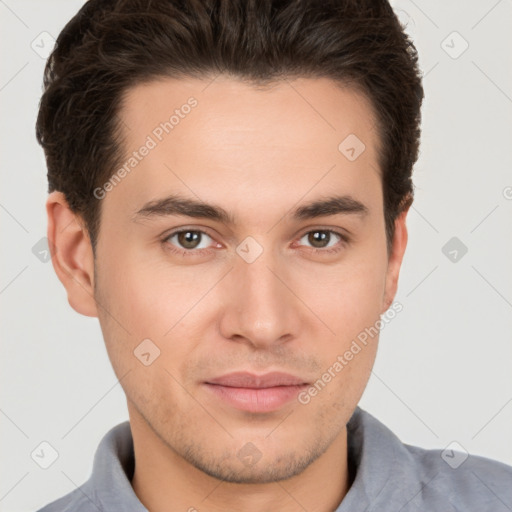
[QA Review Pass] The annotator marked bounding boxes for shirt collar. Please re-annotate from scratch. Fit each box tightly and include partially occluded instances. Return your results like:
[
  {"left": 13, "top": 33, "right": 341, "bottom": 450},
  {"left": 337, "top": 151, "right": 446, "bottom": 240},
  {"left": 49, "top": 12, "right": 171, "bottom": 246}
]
[
  {"left": 335, "top": 405, "right": 398, "bottom": 510},
  {"left": 82, "top": 420, "right": 148, "bottom": 511}
]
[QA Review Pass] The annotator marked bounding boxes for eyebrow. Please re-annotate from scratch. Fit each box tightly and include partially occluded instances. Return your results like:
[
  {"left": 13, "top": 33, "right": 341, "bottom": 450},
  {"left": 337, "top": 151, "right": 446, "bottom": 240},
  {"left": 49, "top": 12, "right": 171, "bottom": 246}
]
[{"left": 132, "top": 193, "right": 369, "bottom": 225}]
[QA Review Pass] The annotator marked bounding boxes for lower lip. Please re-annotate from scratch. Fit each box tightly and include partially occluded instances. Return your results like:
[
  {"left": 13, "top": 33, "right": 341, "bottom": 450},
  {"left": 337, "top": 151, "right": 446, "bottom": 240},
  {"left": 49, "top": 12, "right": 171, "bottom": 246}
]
[{"left": 203, "top": 383, "right": 309, "bottom": 413}]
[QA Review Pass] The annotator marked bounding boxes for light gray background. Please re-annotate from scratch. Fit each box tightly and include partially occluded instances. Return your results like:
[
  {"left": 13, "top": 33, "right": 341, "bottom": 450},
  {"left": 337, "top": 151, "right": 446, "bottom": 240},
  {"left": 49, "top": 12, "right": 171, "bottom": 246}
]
[{"left": 1, "top": 1, "right": 511, "bottom": 511}]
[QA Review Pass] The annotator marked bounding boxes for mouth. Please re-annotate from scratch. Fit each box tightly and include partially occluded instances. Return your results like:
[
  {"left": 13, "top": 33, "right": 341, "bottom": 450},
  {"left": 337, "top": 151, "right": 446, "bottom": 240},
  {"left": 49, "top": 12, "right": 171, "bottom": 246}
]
[{"left": 203, "top": 371, "right": 310, "bottom": 413}]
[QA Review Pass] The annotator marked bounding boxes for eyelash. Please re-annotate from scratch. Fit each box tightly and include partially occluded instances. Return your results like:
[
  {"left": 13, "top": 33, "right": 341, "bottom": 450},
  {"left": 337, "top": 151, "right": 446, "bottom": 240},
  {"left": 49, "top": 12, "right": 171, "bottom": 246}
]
[{"left": 161, "top": 228, "right": 350, "bottom": 257}]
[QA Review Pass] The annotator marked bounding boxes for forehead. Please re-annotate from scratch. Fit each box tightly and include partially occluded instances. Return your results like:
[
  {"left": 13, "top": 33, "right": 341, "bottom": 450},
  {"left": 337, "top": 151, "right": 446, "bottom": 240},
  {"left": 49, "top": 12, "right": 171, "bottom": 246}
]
[
  {"left": 109, "top": 75, "right": 382, "bottom": 225},
  {"left": 119, "top": 75, "right": 378, "bottom": 150}
]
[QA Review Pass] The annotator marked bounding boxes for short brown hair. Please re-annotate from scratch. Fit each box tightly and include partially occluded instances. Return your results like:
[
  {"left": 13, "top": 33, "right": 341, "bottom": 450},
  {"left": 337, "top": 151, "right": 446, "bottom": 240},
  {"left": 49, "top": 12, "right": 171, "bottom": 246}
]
[{"left": 36, "top": 0, "right": 423, "bottom": 255}]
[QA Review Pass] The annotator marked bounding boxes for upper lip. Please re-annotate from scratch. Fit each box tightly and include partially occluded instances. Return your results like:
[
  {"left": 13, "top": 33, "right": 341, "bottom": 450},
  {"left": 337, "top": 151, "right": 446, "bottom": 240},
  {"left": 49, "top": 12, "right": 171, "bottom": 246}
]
[{"left": 206, "top": 371, "right": 308, "bottom": 388}]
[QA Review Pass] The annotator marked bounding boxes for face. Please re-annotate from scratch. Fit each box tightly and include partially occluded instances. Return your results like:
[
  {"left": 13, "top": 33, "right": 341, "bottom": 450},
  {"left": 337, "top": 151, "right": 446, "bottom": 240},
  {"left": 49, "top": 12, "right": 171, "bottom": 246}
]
[{"left": 51, "top": 75, "right": 408, "bottom": 484}]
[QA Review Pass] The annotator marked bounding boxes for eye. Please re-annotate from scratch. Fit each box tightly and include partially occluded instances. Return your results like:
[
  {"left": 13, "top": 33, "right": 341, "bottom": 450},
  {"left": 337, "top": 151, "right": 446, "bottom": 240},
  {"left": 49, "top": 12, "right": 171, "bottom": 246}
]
[
  {"left": 163, "top": 229, "right": 216, "bottom": 256},
  {"left": 297, "top": 229, "right": 349, "bottom": 254}
]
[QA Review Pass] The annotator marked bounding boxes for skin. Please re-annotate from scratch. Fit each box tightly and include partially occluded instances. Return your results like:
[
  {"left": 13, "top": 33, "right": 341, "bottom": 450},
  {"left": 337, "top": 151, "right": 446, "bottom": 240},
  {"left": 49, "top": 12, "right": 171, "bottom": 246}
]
[{"left": 47, "top": 75, "right": 409, "bottom": 512}]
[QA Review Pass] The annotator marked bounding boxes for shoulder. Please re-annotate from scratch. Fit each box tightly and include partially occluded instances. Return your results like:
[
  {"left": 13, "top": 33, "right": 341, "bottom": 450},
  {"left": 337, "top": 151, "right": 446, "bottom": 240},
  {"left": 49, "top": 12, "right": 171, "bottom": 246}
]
[
  {"left": 398, "top": 438, "right": 512, "bottom": 509},
  {"left": 397, "top": 443, "right": 512, "bottom": 510},
  {"left": 349, "top": 407, "right": 512, "bottom": 510},
  {"left": 35, "top": 487, "right": 99, "bottom": 512}
]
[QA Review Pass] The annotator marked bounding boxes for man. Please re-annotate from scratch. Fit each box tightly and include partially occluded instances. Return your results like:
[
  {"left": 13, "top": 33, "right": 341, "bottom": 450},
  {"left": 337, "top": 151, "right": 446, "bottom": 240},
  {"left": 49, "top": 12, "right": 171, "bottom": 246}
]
[{"left": 35, "top": 0, "right": 512, "bottom": 510}]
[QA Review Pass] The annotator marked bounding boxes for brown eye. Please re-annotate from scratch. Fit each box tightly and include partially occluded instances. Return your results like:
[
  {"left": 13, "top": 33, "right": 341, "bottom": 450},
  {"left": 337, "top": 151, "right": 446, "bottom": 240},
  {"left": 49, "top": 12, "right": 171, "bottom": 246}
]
[
  {"left": 165, "top": 230, "right": 213, "bottom": 251},
  {"left": 300, "top": 230, "right": 343, "bottom": 250}
]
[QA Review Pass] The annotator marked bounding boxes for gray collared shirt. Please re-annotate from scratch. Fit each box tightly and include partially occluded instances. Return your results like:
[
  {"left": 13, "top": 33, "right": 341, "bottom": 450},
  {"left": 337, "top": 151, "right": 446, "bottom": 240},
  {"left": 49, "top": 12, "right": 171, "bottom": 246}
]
[{"left": 36, "top": 406, "right": 512, "bottom": 511}]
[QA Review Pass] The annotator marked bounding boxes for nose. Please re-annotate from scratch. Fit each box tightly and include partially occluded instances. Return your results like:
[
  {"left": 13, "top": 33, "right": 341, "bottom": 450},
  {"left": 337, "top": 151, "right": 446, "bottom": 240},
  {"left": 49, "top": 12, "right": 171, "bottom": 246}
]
[{"left": 218, "top": 244, "right": 302, "bottom": 350}]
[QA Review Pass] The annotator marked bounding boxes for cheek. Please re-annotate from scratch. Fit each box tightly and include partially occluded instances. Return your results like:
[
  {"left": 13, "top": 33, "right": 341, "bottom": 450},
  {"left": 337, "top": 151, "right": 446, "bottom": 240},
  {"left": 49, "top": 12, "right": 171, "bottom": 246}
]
[
  {"left": 297, "top": 261, "right": 385, "bottom": 408},
  {"left": 98, "top": 241, "right": 206, "bottom": 337},
  {"left": 297, "top": 245, "right": 388, "bottom": 341},
  {"left": 94, "top": 258, "right": 202, "bottom": 403}
]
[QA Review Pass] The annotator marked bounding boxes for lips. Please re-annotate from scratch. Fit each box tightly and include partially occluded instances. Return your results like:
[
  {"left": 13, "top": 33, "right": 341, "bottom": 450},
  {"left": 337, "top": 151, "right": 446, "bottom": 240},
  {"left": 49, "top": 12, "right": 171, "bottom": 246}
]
[
  {"left": 206, "top": 371, "right": 308, "bottom": 388},
  {"left": 203, "top": 371, "right": 310, "bottom": 413}
]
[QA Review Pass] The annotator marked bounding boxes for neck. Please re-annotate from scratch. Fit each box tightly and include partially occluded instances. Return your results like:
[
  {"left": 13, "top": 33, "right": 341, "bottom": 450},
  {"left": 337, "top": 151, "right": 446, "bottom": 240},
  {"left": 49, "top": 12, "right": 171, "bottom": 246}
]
[{"left": 129, "top": 409, "right": 351, "bottom": 512}]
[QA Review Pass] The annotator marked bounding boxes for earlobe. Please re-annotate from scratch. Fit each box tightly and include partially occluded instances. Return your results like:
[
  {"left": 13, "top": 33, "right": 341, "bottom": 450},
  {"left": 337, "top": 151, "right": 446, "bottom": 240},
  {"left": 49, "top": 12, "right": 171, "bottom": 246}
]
[
  {"left": 381, "top": 207, "right": 409, "bottom": 314},
  {"left": 46, "top": 191, "right": 99, "bottom": 317}
]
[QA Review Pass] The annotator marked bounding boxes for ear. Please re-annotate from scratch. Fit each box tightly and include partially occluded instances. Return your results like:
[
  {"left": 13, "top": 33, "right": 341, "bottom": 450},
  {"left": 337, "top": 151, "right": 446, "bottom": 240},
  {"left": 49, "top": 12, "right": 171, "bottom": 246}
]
[
  {"left": 381, "top": 207, "right": 409, "bottom": 314},
  {"left": 46, "top": 191, "right": 98, "bottom": 317}
]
